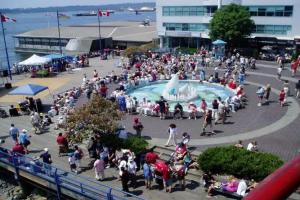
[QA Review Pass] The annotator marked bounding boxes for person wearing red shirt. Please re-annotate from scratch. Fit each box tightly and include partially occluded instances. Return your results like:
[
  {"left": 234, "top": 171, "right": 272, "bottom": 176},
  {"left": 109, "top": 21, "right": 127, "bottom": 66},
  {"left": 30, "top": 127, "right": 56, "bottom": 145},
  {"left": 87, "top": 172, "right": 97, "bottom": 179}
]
[
  {"left": 12, "top": 142, "right": 25, "bottom": 155},
  {"left": 145, "top": 150, "right": 159, "bottom": 164},
  {"left": 161, "top": 162, "right": 172, "bottom": 193},
  {"left": 56, "top": 133, "right": 68, "bottom": 156},
  {"left": 279, "top": 89, "right": 286, "bottom": 107},
  {"left": 228, "top": 80, "right": 237, "bottom": 89},
  {"left": 99, "top": 83, "right": 108, "bottom": 98}
]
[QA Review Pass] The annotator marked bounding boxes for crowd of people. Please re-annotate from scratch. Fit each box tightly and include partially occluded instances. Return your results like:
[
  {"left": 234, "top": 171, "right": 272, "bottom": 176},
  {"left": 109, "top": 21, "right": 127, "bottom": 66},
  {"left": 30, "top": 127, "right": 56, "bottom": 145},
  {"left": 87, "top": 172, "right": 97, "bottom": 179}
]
[{"left": 3, "top": 46, "right": 300, "bottom": 198}]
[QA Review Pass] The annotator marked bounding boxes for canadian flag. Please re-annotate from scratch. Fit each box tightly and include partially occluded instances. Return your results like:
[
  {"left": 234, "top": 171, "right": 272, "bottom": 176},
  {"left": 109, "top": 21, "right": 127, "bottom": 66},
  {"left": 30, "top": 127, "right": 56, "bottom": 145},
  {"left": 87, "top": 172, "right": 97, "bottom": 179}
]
[
  {"left": 98, "top": 10, "right": 110, "bottom": 17},
  {"left": 1, "top": 14, "right": 16, "bottom": 22}
]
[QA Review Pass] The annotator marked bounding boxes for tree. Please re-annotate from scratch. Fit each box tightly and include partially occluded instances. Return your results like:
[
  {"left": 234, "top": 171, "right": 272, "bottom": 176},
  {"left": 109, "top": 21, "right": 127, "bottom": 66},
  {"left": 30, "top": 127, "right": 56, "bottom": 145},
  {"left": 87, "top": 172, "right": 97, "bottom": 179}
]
[
  {"left": 66, "top": 95, "right": 124, "bottom": 143},
  {"left": 209, "top": 4, "right": 255, "bottom": 47}
]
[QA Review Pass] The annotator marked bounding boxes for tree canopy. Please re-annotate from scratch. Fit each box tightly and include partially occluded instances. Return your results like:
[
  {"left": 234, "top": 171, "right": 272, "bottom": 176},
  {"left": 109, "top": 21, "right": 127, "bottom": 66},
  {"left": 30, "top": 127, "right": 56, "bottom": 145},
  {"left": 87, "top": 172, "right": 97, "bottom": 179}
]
[
  {"left": 66, "top": 95, "right": 124, "bottom": 143},
  {"left": 209, "top": 4, "right": 255, "bottom": 47}
]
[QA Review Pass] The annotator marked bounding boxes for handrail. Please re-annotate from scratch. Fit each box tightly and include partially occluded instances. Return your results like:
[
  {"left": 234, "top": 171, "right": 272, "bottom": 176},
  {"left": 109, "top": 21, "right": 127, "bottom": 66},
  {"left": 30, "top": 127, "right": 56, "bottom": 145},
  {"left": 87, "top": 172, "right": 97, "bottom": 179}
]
[{"left": 0, "top": 147, "right": 145, "bottom": 200}]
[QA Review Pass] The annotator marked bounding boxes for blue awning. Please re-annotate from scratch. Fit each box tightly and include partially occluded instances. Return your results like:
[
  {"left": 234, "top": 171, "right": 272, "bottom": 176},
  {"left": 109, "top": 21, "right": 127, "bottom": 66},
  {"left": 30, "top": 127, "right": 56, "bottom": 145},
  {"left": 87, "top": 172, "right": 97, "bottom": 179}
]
[
  {"left": 44, "top": 54, "right": 65, "bottom": 60},
  {"left": 44, "top": 54, "right": 74, "bottom": 62},
  {"left": 9, "top": 84, "right": 48, "bottom": 96}
]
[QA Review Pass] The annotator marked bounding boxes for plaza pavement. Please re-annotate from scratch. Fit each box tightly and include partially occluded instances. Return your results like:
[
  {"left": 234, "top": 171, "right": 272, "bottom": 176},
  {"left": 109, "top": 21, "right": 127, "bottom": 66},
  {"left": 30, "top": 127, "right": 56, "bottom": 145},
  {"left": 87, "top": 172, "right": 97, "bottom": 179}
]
[{"left": 0, "top": 57, "right": 300, "bottom": 199}]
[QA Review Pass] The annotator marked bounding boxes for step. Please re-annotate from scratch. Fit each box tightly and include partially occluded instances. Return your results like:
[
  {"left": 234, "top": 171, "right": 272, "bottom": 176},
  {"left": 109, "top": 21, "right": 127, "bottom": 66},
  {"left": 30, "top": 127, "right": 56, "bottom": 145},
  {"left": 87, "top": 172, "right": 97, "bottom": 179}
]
[{"left": 152, "top": 145, "right": 203, "bottom": 181}]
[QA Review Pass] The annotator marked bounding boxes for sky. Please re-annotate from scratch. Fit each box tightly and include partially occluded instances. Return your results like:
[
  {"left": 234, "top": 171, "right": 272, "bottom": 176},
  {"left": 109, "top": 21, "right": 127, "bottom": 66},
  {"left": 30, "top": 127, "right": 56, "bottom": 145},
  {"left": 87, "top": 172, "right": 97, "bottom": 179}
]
[{"left": 1, "top": 0, "right": 154, "bottom": 9}]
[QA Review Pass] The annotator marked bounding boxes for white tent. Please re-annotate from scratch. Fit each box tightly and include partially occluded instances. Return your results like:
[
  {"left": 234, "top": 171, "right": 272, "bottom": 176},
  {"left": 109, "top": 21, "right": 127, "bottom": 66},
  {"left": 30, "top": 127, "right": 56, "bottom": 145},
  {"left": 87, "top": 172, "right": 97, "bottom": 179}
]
[{"left": 18, "top": 54, "right": 51, "bottom": 66}]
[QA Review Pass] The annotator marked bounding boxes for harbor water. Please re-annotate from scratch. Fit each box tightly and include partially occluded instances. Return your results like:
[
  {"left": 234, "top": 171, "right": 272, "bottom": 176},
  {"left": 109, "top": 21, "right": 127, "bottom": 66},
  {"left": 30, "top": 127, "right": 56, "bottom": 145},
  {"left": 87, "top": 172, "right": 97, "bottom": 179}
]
[{"left": 0, "top": 10, "right": 155, "bottom": 70}]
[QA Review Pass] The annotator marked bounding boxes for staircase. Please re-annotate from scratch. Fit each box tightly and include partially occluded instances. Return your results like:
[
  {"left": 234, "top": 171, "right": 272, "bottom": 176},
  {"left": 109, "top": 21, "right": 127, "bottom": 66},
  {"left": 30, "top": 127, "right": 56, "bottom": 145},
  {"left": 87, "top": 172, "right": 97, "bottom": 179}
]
[{"left": 152, "top": 145, "right": 203, "bottom": 181}]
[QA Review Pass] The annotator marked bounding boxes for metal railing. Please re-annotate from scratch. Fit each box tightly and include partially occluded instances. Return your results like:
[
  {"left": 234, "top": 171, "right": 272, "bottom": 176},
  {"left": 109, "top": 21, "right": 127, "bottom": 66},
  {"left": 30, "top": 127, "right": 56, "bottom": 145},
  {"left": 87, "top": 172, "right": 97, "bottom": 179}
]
[{"left": 0, "top": 147, "right": 145, "bottom": 200}]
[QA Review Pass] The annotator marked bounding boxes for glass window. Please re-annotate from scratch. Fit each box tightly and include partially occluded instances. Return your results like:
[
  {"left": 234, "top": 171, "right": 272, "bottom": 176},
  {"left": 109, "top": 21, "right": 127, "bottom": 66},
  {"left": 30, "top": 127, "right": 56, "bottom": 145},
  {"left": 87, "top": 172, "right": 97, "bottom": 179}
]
[
  {"left": 163, "top": 7, "right": 169, "bottom": 16},
  {"left": 258, "top": 8, "right": 266, "bottom": 16},
  {"left": 275, "top": 7, "right": 284, "bottom": 16},
  {"left": 254, "top": 25, "right": 291, "bottom": 35},
  {"left": 266, "top": 7, "right": 275, "bottom": 16},
  {"left": 175, "top": 7, "right": 182, "bottom": 16},
  {"left": 182, "top": 7, "right": 189, "bottom": 16},
  {"left": 169, "top": 7, "right": 176, "bottom": 16},
  {"left": 162, "top": 6, "right": 219, "bottom": 16},
  {"left": 190, "top": 7, "right": 197, "bottom": 16},
  {"left": 284, "top": 6, "right": 293, "bottom": 16},
  {"left": 182, "top": 23, "right": 189, "bottom": 31},
  {"left": 163, "top": 23, "right": 209, "bottom": 32},
  {"left": 247, "top": 6, "right": 292, "bottom": 17}
]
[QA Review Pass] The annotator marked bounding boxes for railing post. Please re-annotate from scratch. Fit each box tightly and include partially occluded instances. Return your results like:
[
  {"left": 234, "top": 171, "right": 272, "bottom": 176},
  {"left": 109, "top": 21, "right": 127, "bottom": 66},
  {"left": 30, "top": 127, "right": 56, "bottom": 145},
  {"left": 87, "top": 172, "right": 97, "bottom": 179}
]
[
  {"left": 54, "top": 168, "right": 62, "bottom": 200},
  {"left": 106, "top": 188, "right": 112, "bottom": 200},
  {"left": 80, "top": 183, "right": 84, "bottom": 193},
  {"left": 12, "top": 154, "right": 20, "bottom": 181}
]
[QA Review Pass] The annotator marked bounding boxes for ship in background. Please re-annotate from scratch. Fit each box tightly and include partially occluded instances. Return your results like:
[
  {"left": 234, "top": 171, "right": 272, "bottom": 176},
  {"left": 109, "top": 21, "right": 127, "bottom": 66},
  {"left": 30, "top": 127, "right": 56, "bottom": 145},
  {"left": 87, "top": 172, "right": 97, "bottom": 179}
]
[
  {"left": 74, "top": 10, "right": 115, "bottom": 16},
  {"left": 128, "top": 6, "right": 156, "bottom": 15}
]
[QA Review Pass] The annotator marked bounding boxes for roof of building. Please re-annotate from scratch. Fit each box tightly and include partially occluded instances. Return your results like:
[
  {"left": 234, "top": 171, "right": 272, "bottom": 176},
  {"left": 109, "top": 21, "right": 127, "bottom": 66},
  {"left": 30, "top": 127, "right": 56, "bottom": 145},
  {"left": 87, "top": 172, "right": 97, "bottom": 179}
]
[{"left": 15, "top": 21, "right": 157, "bottom": 42}]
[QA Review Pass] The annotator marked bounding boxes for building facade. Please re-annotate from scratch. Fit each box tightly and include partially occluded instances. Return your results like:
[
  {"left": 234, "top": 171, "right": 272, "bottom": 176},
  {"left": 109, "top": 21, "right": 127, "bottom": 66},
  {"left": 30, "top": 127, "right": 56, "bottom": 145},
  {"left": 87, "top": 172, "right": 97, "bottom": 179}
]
[{"left": 156, "top": 0, "right": 300, "bottom": 48}]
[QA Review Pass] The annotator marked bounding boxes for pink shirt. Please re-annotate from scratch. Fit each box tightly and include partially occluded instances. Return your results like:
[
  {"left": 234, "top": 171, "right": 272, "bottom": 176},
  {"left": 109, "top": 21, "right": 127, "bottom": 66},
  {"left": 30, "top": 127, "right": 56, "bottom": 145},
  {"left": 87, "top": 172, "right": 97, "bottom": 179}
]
[{"left": 94, "top": 159, "right": 105, "bottom": 172}]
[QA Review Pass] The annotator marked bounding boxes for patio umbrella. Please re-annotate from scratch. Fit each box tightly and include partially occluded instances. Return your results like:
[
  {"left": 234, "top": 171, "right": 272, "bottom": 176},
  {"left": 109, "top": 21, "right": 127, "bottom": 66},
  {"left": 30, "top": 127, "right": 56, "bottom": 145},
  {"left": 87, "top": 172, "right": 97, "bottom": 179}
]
[
  {"left": 9, "top": 84, "right": 49, "bottom": 112},
  {"left": 212, "top": 39, "right": 227, "bottom": 45}
]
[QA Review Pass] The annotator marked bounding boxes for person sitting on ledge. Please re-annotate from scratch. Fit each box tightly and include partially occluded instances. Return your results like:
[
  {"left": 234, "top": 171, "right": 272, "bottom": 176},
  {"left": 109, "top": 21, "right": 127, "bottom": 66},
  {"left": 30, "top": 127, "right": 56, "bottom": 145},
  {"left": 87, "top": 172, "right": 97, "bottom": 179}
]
[
  {"left": 9, "top": 105, "right": 19, "bottom": 117},
  {"left": 173, "top": 102, "right": 184, "bottom": 119}
]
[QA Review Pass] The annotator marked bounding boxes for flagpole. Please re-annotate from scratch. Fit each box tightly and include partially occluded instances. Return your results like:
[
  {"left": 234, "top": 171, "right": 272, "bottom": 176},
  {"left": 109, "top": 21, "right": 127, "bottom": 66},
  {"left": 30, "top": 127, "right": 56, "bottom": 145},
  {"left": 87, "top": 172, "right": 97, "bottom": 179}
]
[
  {"left": 0, "top": 12, "right": 12, "bottom": 80},
  {"left": 97, "top": 10, "right": 102, "bottom": 53},
  {"left": 56, "top": 10, "right": 63, "bottom": 55}
]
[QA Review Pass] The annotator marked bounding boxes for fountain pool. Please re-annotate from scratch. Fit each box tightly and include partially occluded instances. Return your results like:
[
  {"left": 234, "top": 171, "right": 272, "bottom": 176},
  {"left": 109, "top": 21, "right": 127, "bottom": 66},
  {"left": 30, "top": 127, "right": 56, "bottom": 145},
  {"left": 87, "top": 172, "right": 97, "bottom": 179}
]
[{"left": 126, "top": 80, "right": 235, "bottom": 112}]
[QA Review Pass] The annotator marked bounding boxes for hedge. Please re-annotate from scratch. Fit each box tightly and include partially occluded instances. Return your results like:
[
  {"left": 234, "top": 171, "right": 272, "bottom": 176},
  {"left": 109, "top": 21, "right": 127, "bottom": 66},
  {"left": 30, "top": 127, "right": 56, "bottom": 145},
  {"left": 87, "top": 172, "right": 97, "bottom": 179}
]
[
  {"left": 198, "top": 146, "right": 283, "bottom": 181},
  {"left": 100, "top": 134, "right": 148, "bottom": 155}
]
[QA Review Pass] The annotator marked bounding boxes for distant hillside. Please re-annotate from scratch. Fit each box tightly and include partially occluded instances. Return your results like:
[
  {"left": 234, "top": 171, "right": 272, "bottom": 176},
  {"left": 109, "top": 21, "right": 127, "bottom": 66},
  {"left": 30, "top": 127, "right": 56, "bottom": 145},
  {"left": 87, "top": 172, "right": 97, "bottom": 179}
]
[{"left": 0, "top": 2, "right": 155, "bottom": 13}]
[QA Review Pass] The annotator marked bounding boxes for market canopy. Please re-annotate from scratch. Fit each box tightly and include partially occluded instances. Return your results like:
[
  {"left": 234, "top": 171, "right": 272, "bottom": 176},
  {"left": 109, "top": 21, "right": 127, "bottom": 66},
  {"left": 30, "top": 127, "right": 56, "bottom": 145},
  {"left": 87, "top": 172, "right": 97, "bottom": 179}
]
[
  {"left": 9, "top": 84, "right": 49, "bottom": 96},
  {"left": 44, "top": 54, "right": 65, "bottom": 60},
  {"left": 44, "top": 54, "right": 75, "bottom": 62},
  {"left": 18, "top": 54, "right": 51, "bottom": 66},
  {"left": 212, "top": 39, "right": 227, "bottom": 45}
]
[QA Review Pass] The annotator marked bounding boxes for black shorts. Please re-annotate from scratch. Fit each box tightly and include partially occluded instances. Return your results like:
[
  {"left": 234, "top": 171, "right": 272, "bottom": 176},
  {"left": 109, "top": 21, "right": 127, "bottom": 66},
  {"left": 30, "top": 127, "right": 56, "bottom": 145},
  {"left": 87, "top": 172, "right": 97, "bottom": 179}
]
[{"left": 70, "top": 164, "right": 76, "bottom": 169}]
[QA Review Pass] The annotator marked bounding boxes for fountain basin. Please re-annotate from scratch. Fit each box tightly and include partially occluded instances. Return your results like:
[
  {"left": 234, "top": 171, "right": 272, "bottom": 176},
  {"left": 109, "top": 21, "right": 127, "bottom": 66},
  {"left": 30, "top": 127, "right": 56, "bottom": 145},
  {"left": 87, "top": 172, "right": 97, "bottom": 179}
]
[{"left": 126, "top": 80, "right": 235, "bottom": 112}]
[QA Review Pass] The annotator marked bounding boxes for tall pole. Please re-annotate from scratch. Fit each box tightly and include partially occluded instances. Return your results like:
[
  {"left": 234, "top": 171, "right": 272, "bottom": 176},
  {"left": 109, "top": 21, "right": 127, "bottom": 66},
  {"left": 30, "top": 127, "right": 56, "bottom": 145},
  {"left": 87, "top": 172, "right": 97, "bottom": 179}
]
[
  {"left": 218, "top": 0, "right": 222, "bottom": 9},
  {"left": 97, "top": 10, "right": 102, "bottom": 53},
  {"left": 0, "top": 12, "right": 12, "bottom": 80},
  {"left": 56, "top": 10, "right": 63, "bottom": 55}
]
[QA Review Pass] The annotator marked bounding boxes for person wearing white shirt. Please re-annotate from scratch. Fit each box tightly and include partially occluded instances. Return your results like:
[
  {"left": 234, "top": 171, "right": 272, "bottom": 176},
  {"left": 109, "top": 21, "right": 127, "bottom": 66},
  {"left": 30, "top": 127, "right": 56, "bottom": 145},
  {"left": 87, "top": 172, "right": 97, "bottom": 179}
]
[
  {"left": 127, "top": 158, "right": 137, "bottom": 188},
  {"left": 165, "top": 123, "right": 177, "bottom": 147},
  {"left": 247, "top": 141, "right": 258, "bottom": 152},
  {"left": 118, "top": 158, "right": 127, "bottom": 177},
  {"left": 236, "top": 180, "right": 247, "bottom": 196}
]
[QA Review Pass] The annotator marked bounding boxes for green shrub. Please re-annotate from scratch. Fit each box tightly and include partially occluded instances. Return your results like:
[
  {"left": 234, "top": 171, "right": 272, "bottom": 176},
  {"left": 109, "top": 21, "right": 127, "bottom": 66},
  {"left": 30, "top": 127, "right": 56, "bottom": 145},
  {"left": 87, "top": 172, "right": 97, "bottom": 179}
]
[
  {"left": 101, "top": 134, "right": 148, "bottom": 155},
  {"left": 101, "top": 134, "right": 124, "bottom": 150},
  {"left": 124, "top": 137, "right": 149, "bottom": 155},
  {"left": 198, "top": 146, "right": 283, "bottom": 181}
]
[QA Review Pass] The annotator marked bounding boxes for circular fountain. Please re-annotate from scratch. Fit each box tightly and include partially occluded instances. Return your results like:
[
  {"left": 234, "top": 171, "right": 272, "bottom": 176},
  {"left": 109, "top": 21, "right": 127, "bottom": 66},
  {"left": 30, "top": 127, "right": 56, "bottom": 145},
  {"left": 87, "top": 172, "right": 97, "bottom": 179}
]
[{"left": 126, "top": 74, "right": 235, "bottom": 112}]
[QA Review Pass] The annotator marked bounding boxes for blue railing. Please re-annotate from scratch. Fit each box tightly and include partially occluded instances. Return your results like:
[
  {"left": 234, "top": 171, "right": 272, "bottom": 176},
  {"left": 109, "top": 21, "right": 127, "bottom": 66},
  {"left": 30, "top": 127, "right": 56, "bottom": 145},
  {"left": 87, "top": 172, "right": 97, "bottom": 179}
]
[{"left": 0, "top": 147, "right": 145, "bottom": 200}]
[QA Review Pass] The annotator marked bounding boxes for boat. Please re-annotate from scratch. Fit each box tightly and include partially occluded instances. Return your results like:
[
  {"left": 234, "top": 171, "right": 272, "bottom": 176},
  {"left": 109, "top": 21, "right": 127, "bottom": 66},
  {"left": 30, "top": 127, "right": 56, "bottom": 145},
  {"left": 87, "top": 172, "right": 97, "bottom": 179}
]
[
  {"left": 74, "top": 11, "right": 97, "bottom": 16},
  {"left": 128, "top": 7, "right": 156, "bottom": 15},
  {"left": 74, "top": 10, "right": 115, "bottom": 16}
]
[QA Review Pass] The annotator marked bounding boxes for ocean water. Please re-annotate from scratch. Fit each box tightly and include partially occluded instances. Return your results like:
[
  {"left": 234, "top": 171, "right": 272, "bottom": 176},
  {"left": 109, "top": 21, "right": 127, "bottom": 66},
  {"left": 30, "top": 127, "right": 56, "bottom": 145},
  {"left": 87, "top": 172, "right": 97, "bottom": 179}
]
[{"left": 0, "top": 10, "right": 155, "bottom": 70}]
